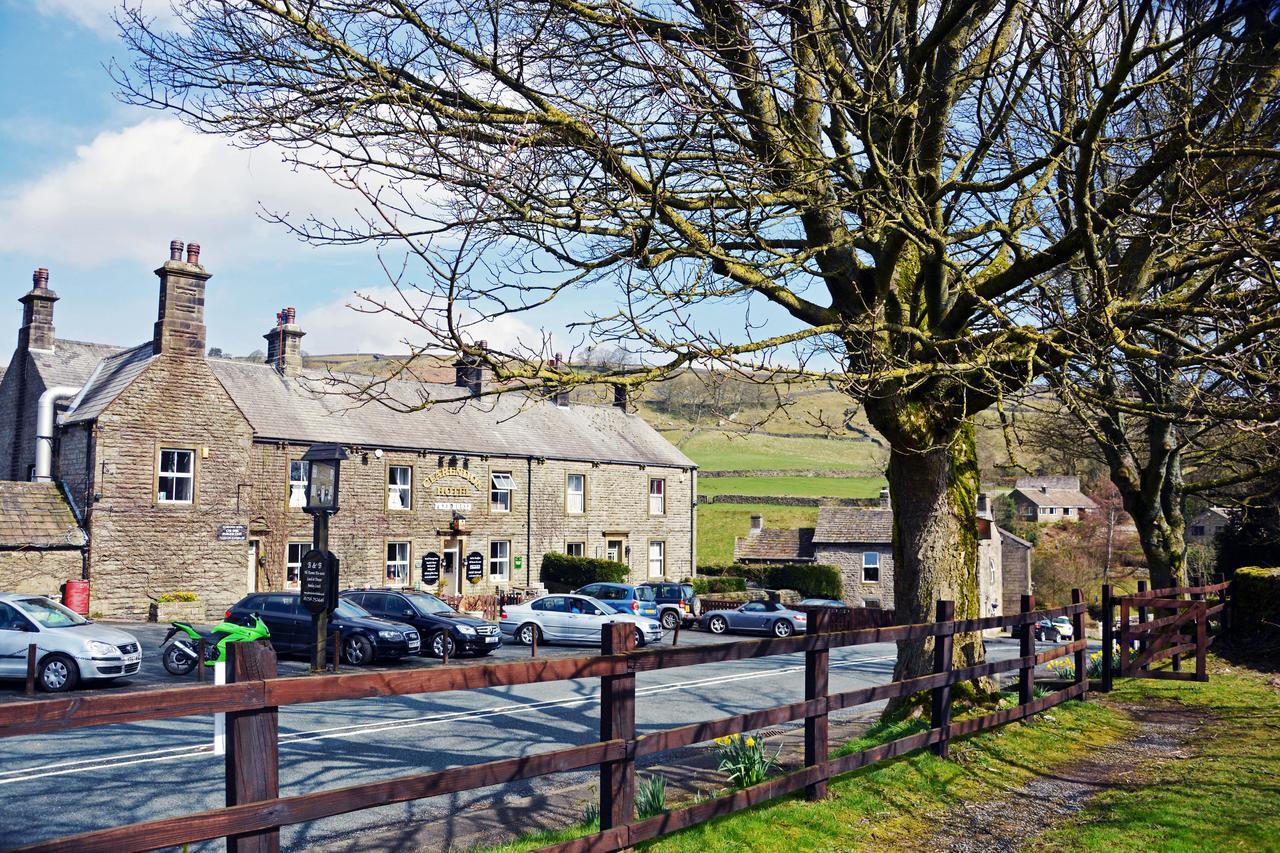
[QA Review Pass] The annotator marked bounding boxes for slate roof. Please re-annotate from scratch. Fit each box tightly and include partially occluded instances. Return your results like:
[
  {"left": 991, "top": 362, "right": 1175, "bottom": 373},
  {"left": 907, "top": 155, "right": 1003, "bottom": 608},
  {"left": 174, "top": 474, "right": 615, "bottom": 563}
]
[
  {"left": 813, "top": 507, "right": 894, "bottom": 544},
  {"left": 1190, "top": 506, "right": 1231, "bottom": 523},
  {"left": 1001, "top": 529, "right": 1034, "bottom": 549},
  {"left": 54, "top": 341, "right": 694, "bottom": 468},
  {"left": 62, "top": 343, "right": 157, "bottom": 424},
  {"left": 1015, "top": 475, "right": 1083, "bottom": 491},
  {"left": 0, "top": 482, "right": 86, "bottom": 549},
  {"left": 30, "top": 340, "right": 125, "bottom": 390},
  {"left": 1010, "top": 486, "right": 1097, "bottom": 509},
  {"left": 734, "top": 528, "right": 815, "bottom": 562}
]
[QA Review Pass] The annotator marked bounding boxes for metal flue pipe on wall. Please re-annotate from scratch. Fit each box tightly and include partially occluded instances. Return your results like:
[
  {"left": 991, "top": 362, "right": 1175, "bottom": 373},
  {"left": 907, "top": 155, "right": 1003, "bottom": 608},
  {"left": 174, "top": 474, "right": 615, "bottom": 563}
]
[{"left": 34, "top": 386, "right": 82, "bottom": 482}]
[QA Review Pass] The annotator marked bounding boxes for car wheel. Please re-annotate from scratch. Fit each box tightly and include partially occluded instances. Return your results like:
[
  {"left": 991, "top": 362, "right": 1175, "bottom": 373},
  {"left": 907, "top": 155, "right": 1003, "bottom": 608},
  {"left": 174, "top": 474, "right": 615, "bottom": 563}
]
[
  {"left": 633, "top": 627, "right": 647, "bottom": 648},
  {"left": 708, "top": 615, "right": 728, "bottom": 634},
  {"left": 343, "top": 634, "right": 374, "bottom": 666},
  {"left": 162, "top": 643, "right": 198, "bottom": 676},
  {"left": 773, "top": 620, "right": 794, "bottom": 638},
  {"left": 517, "top": 622, "right": 541, "bottom": 646},
  {"left": 38, "top": 653, "right": 79, "bottom": 693},
  {"left": 429, "top": 631, "right": 456, "bottom": 659},
  {"left": 661, "top": 610, "right": 680, "bottom": 630}
]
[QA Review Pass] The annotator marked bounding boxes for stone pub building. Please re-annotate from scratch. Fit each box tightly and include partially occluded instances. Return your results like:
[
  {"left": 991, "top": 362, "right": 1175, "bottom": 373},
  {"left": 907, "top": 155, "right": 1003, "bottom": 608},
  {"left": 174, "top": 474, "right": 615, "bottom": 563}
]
[{"left": 0, "top": 242, "right": 696, "bottom": 620}]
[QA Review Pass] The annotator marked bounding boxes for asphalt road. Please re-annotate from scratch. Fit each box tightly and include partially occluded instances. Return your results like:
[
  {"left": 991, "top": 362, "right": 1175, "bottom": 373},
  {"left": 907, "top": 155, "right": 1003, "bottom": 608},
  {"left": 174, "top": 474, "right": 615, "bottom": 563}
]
[{"left": 0, "top": 623, "right": 1090, "bottom": 851}]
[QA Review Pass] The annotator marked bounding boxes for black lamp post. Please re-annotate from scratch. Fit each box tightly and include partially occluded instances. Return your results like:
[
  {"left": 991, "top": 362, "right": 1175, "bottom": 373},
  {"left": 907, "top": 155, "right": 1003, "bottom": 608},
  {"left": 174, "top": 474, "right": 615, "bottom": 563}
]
[{"left": 302, "top": 443, "right": 347, "bottom": 670}]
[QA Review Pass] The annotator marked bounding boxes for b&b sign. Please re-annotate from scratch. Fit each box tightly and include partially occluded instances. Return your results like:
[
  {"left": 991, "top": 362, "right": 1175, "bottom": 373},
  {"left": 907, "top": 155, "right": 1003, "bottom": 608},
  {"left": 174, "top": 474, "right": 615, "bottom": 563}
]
[
  {"left": 421, "top": 552, "right": 442, "bottom": 585},
  {"left": 300, "top": 549, "right": 339, "bottom": 615}
]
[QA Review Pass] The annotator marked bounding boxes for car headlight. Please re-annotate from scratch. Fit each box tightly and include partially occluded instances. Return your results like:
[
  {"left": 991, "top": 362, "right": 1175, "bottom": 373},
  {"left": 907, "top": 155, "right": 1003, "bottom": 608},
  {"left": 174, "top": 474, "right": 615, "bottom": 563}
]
[
  {"left": 456, "top": 625, "right": 476, "bottom": 635},
  {"left": 86, "top": 640, "right": 117, "bottom": 656},
  {"left": 378, "top": 630, "right": 402, "bottom": 640}
]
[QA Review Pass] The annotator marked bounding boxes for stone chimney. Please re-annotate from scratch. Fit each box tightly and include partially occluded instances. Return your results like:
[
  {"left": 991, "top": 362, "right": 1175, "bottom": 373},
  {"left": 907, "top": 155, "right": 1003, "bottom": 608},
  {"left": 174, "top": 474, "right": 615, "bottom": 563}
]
[
  {"left": 453, "top": 340, "right": 487, "bottom": 396},
  {"left": 264, "top": 306, "right": 305, "bottom": 376},
  {"left": 18, "top": 268, "right": 57, "bottom": 352},
  {"left": 977, "top": 492, "right": 990, "bottom": 518},
  {"left": 749, "top": 513, "right": 764, "bottom": 536},
  {"left": 879, "top": 487, "right": 890, "bottom": 509},
  {"left": 612, "top": 383, "right": 629, "bottom": 411},
  {"left": 153, "top": 240, "right": 211, "bottom": 357},
  {"left": 550, "top": 352, "right": 570, "bottom": 407}
]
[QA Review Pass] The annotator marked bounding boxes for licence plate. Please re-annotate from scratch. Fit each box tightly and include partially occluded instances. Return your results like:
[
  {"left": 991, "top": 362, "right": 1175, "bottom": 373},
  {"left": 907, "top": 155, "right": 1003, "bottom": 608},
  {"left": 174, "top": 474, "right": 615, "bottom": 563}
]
[
  {"left": 124, "top": 654, "right": 142, "bottom": 665},
  {"left": 485, "top": 636, "right": 500, "bottom": 643}
]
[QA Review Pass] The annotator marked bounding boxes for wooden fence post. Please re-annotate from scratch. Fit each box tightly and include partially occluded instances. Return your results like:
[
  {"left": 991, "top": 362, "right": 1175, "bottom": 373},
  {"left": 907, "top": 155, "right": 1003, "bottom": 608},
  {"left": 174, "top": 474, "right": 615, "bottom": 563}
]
[
  {"left": 1019, "top": 595, "right": 1035, "bottom": 707},
  {"left": 600, "top": 622, "right": 636, "bottom": 837},
  {"left": 1101, "top": 584, "right": 1114, "bottom": 693},
  {"left": 1136, "top": 580, "right": 1149, "bottom": 666},
  {"left": 24, "top": 644, "right": 37, "bottom": 695},
  {"left": 1071, "top": 589, "right": 1087, "bottom": 700},
  {"left": 931, "top": 600, "right": 956, "bottom": 759},
  {"left": 225, "top": 640, "right": 279, "bottom": 853},
  {"left": 805, "top": 608, "right": 831, "bottom": 799},
  {"left": 1193, "top": 591, "right": 1208, "bottom": 682}
]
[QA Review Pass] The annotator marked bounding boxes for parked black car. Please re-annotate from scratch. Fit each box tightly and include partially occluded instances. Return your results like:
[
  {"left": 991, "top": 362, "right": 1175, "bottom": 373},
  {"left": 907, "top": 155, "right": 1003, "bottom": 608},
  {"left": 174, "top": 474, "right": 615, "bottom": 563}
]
[
  {"left": 227, "top": 592, "right": 420, "bottom": 665},
  {"left": 639, "top": 581, "right": 701, "bottom": 629},
  {"left": 341, "top": 589, "right": 503, "bottom": 658}
]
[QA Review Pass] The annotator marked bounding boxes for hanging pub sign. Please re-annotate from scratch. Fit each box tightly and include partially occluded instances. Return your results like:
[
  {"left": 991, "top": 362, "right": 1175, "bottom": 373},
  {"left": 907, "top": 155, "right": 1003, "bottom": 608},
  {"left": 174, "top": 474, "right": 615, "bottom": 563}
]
[
  {"left": 465, "top": 551, "right": 484, "bottom": 583},
  {"left": 299, "top": 549, "right": 338, "bottom": 615},
  {"left": 421, "top": 552, "right": 442, "bottom": 585}
]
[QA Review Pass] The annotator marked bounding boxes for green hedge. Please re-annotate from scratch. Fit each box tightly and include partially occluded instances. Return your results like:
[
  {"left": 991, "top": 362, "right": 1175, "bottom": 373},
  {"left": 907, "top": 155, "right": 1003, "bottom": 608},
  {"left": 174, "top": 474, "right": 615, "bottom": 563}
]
[
  {"left": 692, "top": 577, "right": 747, "bottom": 595},
  {"left": 540, "top": 552, "right": 629, "bottom": 592},
  {"left": 1231, "top": 566, "right": 1280, "bottom": 635},
  {"left": 762, "top": 564, "right": 842, "bottom": 599}
]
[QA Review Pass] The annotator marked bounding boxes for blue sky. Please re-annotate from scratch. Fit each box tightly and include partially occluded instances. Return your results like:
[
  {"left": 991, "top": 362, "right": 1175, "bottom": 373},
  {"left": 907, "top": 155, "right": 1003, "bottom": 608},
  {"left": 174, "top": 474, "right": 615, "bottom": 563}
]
[{"left": 0, "top": 1, "right": 561, "bottom": 357}]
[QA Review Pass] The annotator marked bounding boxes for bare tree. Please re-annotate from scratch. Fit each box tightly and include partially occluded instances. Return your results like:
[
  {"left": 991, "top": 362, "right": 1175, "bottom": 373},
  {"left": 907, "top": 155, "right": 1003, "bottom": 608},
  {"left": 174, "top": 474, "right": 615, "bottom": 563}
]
[{"left": 116, "top": 0, "right": 1280, "bottom": 685}]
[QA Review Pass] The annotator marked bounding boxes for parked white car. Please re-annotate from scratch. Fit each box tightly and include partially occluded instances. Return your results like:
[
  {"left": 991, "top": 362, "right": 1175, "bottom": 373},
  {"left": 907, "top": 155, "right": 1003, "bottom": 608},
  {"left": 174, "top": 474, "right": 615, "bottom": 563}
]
[
  {"left": 0, "top": 594, "right": 142, "bottom": 692},
  {"left": 1034, "top": 616, "right": 1075, "bottom": 642},
  {"left": 499, "top": 594, "right": 663, "bottom": 648}
]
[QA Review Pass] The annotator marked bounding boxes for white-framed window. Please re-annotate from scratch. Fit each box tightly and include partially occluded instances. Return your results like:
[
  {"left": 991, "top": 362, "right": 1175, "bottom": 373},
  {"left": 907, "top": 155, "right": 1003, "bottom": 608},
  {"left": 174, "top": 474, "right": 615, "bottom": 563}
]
[
  {"left": 862, "top": 551, "right": 881, "bottom": 583},
  {"left": 285, "top": 542, "right": 306, "bottom": 589},
  {"left": 566, "top": 541, "right": 586, "bottom": 558},
  {"left": 566, "top": 474, "right": 585, "bottom": 514},
  {"left": 157, "top": 448, "right": 195, "bottom": 504},
  {"left": 648, "top": 540, "right": 665, "bottom": 577},
  {"left": 490, "top": 540, "right": 510, "bottom": 581},
  {"left": 649, "top": 478, "right": 666, "bottom": 515},
  {"left": 288, "top": 460, "right": 308, "bottom": 508},
  {"left": 387, "top": 465, "right": 413, "bottom": 510},
  {"left": 606, "top": 539, "right": 624, "bottom": 563},
  {"left": 1048, "top": 507, "right": 1057, "bottom": 515},
  {"left": 491, "top": 472, "right": 514, "bottom": 513},
  {"left": 386, "top": 542, "right": 410, "bottom": 585},
  {"left": 1063, "top": 507, "right": 1072, "bottom": 516},
  {"left": 1191, "top": 525, "right": 1205, "bottom": 537}
]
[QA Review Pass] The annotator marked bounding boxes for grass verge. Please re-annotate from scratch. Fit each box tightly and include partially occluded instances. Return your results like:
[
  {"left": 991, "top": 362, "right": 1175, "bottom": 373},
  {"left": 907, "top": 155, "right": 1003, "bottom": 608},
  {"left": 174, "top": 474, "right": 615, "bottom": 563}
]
[
  {"left": 696, "top": 503, "right": 817, "bottom": 564},
  {"left": 698, "top": 475, "right": 886, "bottom": 499}
]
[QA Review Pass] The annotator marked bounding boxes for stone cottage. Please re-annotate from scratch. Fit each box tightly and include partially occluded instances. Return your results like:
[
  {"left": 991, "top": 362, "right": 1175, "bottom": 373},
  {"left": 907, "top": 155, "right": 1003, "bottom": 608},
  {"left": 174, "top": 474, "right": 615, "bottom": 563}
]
[
  {"left": 1008, "top": 475, "right": 1097, "bottom": 523},
  {"left": 0, "top": 242, "right": 697, "bottom": 619}
]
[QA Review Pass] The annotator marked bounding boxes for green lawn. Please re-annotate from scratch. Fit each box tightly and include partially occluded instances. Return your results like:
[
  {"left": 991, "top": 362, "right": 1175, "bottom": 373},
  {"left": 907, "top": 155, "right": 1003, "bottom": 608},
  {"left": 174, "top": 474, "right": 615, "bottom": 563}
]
[
  {"left": 696, "top": 503, "right": 818, "bottom": 565},
  {"left": 698, "top": 475, "right": 885, "bottom": 499},
  {"left": 664, "top": 430, "right": 885, "bottom": 472}
]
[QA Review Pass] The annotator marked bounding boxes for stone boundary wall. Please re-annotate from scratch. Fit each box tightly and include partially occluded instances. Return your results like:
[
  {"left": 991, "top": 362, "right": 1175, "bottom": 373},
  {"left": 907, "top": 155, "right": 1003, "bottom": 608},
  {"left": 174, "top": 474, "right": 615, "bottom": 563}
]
[{"left": 697, "top": 494, "right": 880, "bottom": 507}]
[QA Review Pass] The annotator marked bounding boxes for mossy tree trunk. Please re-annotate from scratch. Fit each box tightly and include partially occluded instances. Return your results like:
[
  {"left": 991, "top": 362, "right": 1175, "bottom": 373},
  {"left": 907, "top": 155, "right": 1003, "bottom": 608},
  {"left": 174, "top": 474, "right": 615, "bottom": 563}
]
[{"left": 865, "top": 400, "right": 987, "bottom": 707}]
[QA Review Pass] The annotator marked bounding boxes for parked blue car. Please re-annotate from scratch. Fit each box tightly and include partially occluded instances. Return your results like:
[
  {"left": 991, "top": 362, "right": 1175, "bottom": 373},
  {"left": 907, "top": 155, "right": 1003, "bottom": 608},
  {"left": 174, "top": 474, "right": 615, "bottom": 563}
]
[{"left": 574, "top": 582, "right": 661, "bottom": 621}]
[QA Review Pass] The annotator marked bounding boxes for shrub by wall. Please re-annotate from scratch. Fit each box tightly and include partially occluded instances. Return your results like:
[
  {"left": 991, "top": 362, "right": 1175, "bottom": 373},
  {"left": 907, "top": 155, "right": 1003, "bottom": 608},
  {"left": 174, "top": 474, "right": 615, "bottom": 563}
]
[
  {"left": 692, "top": 576, "right": 748, "bottom": 595},
  {"left": 541, "top": 552, "right": 629, "bottom": 592},
  {"left": 1231, "top": 566, "right": 1280, "bottom": 635},
  {"left": 762, "top": 564, "right": 842, "bottom": 599}
]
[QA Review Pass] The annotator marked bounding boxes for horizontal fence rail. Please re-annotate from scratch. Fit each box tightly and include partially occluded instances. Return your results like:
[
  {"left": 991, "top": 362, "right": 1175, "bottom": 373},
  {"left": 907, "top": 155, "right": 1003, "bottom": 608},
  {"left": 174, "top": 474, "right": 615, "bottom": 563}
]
[
  {"left": 3, "top": 597, "right": 1090, "bottom": 853},
  {"left": 1101, "top": 580, "right": 1230, "bottom": 689}
]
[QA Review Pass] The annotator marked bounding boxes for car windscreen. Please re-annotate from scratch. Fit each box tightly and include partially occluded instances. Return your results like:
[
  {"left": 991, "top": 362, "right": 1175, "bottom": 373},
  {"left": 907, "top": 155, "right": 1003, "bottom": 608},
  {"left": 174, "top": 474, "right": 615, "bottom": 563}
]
[
  {"left": 335, "top": 598, "right": 372, "bottom": 619},
  {"left": 406, "top": 593, "right": 454, "bottom": 615},
  {"left": 15, "top": 597, "right": 88, "bottom": 628},
  {"left": 636, "top": 586, "right": 656, "bottom": 601}
]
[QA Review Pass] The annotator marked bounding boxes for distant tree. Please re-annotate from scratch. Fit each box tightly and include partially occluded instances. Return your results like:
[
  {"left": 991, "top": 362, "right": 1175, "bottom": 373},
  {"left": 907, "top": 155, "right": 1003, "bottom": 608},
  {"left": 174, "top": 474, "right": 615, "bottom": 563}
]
[
  {"left": 246, "top": 349, "right": 265, "bottom": 362},
  {"left": 119, "top": 0, "right": 1280, "bottom": 690},
  {"left": 207, "top": 346, "right": 225, "bottom": 358}
]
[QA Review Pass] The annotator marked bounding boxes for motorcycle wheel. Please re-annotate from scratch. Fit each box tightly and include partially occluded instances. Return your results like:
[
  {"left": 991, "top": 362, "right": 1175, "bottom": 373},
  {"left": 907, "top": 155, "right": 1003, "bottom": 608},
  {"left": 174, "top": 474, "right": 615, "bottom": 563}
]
[{"left": 162, "top": 643, "right": 198, "bottom": 676}]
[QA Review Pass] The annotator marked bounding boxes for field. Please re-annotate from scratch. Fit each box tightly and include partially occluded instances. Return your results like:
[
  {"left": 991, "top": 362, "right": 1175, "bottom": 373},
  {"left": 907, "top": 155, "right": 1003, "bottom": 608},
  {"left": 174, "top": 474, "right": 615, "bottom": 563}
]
[
  {"left": 696, "top": 503, "right": 818, "bottom": 564},
  {"left": 663, "top": 430, "right": 885, "bottom": 473},
  {"left": 698, "top": 475, "right": 885, "bottom": 499}
]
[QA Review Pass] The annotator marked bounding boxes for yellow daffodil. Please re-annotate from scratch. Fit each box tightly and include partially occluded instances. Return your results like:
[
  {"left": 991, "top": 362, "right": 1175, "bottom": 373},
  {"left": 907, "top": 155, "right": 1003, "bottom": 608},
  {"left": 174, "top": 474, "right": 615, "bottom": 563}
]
[{"left": 745, "top": 737, "right": 756, "bottom": 747}]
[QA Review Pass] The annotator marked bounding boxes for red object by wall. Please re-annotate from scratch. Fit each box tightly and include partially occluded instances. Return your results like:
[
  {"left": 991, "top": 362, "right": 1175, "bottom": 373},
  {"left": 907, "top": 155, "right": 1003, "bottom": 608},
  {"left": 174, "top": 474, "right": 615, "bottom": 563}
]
[{"left": 62, "top": 580, "right": 90, "bottom": 615}]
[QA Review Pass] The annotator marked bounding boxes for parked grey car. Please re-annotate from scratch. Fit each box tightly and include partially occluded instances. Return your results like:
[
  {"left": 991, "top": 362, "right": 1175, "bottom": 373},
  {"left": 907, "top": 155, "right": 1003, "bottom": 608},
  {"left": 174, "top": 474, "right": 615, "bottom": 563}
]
[
  {"left": 699, "top": 600, "right": 809, "bottom": 637},
  {"left": 499, "top": 594, "right": 663, "bottom": 648},
  {"left": 0, "top": 593, "right": 142, "bottom": 692}
]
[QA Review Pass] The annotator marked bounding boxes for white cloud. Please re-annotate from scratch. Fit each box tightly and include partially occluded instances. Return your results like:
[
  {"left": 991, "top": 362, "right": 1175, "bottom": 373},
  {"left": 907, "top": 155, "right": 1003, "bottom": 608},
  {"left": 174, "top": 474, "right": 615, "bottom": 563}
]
[
  {"left": 297, "top": 286, "right": 557, "bottom": 356},
  {"left": 0, "top": 118, "right": 357, "bottom": 266},
  {"left": 32, "top": 0, "right": 181, "bottom": 37}
]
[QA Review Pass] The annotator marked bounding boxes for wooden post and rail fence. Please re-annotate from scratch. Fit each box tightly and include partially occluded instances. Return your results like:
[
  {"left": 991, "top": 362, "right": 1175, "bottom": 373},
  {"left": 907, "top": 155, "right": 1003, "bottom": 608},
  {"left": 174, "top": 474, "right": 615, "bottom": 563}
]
[
  {"left": 1099, "top": 579, "right": 1232, "bottom": 690},
  {"left": 3, "top": 582, "right": 1230, "bottom": 853}
]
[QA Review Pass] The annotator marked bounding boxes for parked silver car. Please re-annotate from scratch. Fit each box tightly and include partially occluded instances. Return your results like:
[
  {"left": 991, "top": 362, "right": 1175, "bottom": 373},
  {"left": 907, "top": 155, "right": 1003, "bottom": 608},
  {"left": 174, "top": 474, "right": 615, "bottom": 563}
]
[
  {"left": 0, "top": 593, "right": 142, "bottom": 692},
  {"left": 699, "top": 600, "right": 809, "bottom": 637},
  {"left": 499, "top": 594, "right": 663, "bottom": 648}
]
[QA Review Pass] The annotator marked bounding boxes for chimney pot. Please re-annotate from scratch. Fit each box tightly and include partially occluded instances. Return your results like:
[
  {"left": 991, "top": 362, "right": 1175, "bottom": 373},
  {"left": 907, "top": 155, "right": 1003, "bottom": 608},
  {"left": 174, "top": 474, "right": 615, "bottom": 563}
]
[
  {"left": 286, "top": 306, "right": 296, "bottom": 323},
  {"left": 879, "top": 487, "right": 890, "bottom": 509},
  {"left": 749, "top": 513, "right": 764, "bottom": 536},
  {"left": 32, "top": 268, "right": 49, "bottom": 289},
  {"left": 613, "top": 383, "right": 629, "bottom": 411},
  {"left": 169, "top": 240, "right": 183, "bottom": 261},
  {"left": 186, "top": 242, "right": 201, "bottom": 264}
]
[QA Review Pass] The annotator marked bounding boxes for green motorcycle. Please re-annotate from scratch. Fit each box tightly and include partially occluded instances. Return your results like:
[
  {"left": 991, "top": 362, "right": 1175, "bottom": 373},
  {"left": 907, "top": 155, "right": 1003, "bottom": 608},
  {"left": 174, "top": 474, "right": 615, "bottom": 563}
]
[{"left": 161, "top": 613, "right": 271, "bottom": 675}]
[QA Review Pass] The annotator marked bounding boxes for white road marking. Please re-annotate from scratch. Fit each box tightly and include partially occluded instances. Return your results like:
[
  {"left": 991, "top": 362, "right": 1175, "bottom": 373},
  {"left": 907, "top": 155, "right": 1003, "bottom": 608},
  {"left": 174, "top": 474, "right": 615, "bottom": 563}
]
[{"left": 0, "top": 652, "right": 897, "bottom": 785}]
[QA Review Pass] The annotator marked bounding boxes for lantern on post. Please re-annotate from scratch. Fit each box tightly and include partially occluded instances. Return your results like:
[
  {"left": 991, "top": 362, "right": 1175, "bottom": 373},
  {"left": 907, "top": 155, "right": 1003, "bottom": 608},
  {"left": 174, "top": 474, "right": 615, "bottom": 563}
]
[
  {"left": 300, "top": 443, "right": 348, "bottom": 671},
  {"left": 302, "top": 443, "right": 347, "bottom": 515}
]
